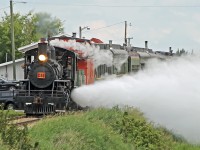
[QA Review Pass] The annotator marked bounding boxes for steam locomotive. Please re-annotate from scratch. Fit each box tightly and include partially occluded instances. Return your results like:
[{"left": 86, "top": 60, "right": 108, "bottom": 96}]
[
  {"left": 15, "top": 35, "right": 172, "bottom": 115},
  {"left": 15, "top": 40, "right": 78, "bottom": 115}
]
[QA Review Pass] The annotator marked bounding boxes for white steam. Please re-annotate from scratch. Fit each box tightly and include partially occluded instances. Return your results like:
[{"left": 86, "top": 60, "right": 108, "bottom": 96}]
[
  {"left": 50, "top": 39, "right": 113, "bottom": 67},
  {"left": 71, "top": 55, "right": 200, "bottom": 144}
]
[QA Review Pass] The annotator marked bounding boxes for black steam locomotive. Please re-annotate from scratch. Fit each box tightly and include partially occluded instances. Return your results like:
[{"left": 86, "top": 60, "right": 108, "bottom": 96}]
[{"left": 15, "top": 41, "right": 77, "bottom": 115}]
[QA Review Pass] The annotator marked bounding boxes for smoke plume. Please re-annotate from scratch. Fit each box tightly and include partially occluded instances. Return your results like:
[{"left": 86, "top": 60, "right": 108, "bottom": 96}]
[
  {"left": 50, "top": 39, "right": 113, "bottom": 67},
  {"left": 71, "top": 55, "right": 200, "bottom": 144}
]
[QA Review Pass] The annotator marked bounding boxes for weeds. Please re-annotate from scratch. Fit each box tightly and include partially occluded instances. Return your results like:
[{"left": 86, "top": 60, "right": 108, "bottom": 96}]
[
  {"left": 0, "top": 108, "right": 39, "bottom": 150},
  {"left": 114, "top": 111, "right": 172, "bottom": 149}
]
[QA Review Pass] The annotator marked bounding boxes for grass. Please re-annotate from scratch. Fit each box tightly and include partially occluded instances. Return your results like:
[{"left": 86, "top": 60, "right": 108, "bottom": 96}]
[
  {"left": 174, "top": 144, "right": 200, "bottom": 150},
  {"left": 0, "top": 109, "right": 36, "bottom": 150},
  {"left": 29, "top": 107, "right": 200, "bottom": 150},
  {"left": 1, "top": 107, "right": 200, "bottom": 150},
  {"left": 0, "top": 110, "right": 24, "bottom": 118},
  {"left": 30, "top": 112, "right": 134, "bottom": 150}
]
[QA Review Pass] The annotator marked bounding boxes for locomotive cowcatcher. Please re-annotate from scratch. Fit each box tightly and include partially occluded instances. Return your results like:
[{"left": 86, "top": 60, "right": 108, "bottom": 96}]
[{"left": 15, "top": 40, "right": 77, "bottom": 115}]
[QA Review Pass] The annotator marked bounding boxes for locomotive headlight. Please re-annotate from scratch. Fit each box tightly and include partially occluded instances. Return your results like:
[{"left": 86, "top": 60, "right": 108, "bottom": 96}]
[{"left": 38, "top": 54, "right": 47, "bottom": 61}]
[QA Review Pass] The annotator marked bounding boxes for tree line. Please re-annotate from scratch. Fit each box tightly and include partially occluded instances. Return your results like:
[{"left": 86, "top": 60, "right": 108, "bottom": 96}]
[{"left": 0, "top": 11, "right": 64, "bottom": 63}]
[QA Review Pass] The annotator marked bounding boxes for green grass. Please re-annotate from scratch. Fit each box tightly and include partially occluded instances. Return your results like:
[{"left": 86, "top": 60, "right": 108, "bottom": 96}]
[
  {"left": 0, "top": 139, "right": 8, "bottom": 150},
  {"left": 84, "top": 107, "right": 175, "bottom": 149},
  {"left": 174, "top": 144, "right": 200, "bottom": 150},
  {"left": 0, "top": 110, "right": 24, "bottom": 118},
  {"left": 30, "top": 113, "right": 134, "bottom": 150},
  {"left": 29, "top": 107, "right": 200, "bottom": 150},
  {"left": 1, "top": 107, "right": 200, "bottom": 150}
]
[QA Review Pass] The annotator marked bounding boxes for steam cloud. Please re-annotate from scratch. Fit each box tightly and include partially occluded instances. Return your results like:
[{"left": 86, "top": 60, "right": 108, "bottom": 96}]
[
  {"left": 50, "top": 39, "right": 113, "bottom": 67},
  {"left": 71, "top": 55, "right": 200, "bottom": 144}
]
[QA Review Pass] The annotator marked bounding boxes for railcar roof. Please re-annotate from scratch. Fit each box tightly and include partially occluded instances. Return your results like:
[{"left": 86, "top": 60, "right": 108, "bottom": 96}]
[
  {"left": 110, "top": 49, "right": 128, "bottom": 55},
  {"left": 18, "top": 42, "right": 39, "bottom": 53},
  {"left": 0, "top": 58, "right": 24, "bottom": 67},
  {"left": 18, "top": 34, "right": 79, "bottom": 53}
]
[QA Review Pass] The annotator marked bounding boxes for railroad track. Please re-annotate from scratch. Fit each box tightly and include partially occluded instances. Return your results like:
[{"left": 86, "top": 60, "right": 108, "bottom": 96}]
[
  {"left": 9, "top": 115, "right": 42, "bottom": 126},
  {"left": 14, "top": 117, "right": 41, "bottom": 126},
  {"left": 8, "top": 111, "right": 85, "bottom": 126}
]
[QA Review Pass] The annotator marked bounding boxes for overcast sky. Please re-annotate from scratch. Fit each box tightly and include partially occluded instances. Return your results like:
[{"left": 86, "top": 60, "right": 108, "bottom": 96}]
[{"left": 1, "top": 0, "right": 200, "bottom": 52}]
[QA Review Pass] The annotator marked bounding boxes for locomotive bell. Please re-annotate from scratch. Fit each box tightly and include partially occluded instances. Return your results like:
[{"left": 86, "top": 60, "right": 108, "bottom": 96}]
[{"left": 38, "top": 43, "right": 48, "bottom": 62}]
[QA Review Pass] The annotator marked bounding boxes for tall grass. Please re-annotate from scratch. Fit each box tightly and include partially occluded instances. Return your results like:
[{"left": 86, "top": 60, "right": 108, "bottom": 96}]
[
  {"left": 30, "top": 112, "right": 134, "bottom": 150},
  {"left": 1, "top": 107, "right": 200, "bottom": 149},
  {"left": 29, "top": 107, "right": 200, "bottom": 150},
  {"left": 0, "top": 109, "right": 38, "bottom": 150}
]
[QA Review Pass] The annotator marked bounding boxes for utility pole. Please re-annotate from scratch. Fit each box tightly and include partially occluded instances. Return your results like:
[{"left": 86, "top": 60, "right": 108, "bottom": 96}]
[
  {"left": 127, "top": 37, "right": 133, "bottom": 47},
  {"left": 10, "top": 0, "right": 16, "bottom": 80},
  {"left": 5, "top": 53, "right": 8, "bottom": 79},
  {"left": 79, "top": 26, "right": 82, "bottom": 38},
  {"left": 124, "top": 21, "right": 127, "bottom": 46},
  {"left": 79, "top": 26, "right": 90, "bottom": 38}
]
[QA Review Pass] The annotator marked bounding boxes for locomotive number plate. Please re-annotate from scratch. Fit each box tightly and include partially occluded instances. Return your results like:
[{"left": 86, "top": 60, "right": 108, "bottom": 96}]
[{"left": 37, "top": 72, "right": 46, "bottom": 79}]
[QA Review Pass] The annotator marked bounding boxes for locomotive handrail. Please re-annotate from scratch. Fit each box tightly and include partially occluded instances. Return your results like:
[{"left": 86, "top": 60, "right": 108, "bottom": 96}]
[
  {"left": 51, "top": 80, "right": 71, "bottom": 97},
  {"left": 0, "top": 90, "right": 17, "bottom": 97},
  {"left": 54, "top": 80, "right": 71, "bottom": 82},
  {"left": 17, "top": 89, "right": 65, "bottom": 97}
]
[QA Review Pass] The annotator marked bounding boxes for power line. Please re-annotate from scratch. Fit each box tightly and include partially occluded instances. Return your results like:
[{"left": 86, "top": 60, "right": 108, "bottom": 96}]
[
  {"left": 2, "top": 3, "right": 200, "bottom": 11},
  {"left": 85, "top": 21, "right": 124, "bottom": 32},
  {"left": 66, "top": 4, "right": 200, "bottom": 8},
  {"left": 22, "top": 2, "right": 200, "bottom": 8},
  {"left": 0, "top": 2, "right": 26, "bottom": 11}
]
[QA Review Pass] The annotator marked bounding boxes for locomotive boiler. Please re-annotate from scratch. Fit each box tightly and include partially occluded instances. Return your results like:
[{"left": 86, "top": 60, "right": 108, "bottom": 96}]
[{"left": 15, "top": 41, "right": 77, "bottom": 115}]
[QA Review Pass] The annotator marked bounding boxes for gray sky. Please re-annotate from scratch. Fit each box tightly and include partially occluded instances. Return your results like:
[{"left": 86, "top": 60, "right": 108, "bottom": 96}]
[{"left": 1, "top": 0, "right": 200, "bottom": 52}]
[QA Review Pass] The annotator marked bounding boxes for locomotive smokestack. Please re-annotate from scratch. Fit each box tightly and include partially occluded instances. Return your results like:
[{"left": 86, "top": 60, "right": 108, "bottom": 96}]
[
  {"left": 72, "top": 32, "right": 76, "bottom": 38},
  {"left": 109, "top": 40, "right": 112, "bottom": 48},
  {"left": 145, "top": 41, "right": 148, "bottom": 50},
  {"left": 38, "top": 43, "right": 47, "bottom": 56},
  {"left": 40, "top": 38, "right": 46, "bottom": 43},
  {"left": 169, "top": 47, "right": 173, "bottom": 54},
  {"left": 38, "top": 42, "right": 48, "bottom": 62}
]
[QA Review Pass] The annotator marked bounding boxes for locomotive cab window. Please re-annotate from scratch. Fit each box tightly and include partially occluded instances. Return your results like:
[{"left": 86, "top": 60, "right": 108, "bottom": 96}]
[{"left": 65, "top": 57, "right": 73, "bottom": 79}]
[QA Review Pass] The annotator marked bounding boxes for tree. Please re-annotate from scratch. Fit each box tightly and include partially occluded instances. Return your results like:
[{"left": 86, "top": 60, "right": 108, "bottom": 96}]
[
  {"left": 0, "top": 11, "right": 37, "bottom": 63},
  {"left": 34, "top": 12, "right": 64, "bottom": 38},
  {"left": 0, "top": 11, "right": 64, "bottom": 63}
]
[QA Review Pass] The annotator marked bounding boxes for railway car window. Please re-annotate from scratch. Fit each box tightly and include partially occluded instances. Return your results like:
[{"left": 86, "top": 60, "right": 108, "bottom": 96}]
[
  {"left": 101, "top": 65, "right": 103, "bottom": 75},
  {"left": 107, "top": 67, "right": 111, "bottom": 74},
  {"left": 64, "top": 56, "right": 76, "bottom": 80},
  {"left": 97, "top": 66, "right": 100, "bottom": 77},
  {"left": 104, "top": 64, "right": 106, "bottom": 74},
  {"left": 31, "top": 56, "right": 34, "bottom": 62}
]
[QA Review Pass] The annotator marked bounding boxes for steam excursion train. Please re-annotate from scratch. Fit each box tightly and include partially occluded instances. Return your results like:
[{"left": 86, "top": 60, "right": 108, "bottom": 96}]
[{"left": 14, "top": 35, "right": 172, "bottom": 115}]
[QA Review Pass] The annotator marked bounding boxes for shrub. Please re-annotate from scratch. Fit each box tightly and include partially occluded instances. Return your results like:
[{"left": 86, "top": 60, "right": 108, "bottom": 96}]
[
  {"left": 85, "top": 107, "right": 174, "bottom": 150},
  {"left": 114, "top": 111, "right": 173, "bottom": 149},
  {"left": 0, "top": 109, "right": 38, "bottom": 150}
]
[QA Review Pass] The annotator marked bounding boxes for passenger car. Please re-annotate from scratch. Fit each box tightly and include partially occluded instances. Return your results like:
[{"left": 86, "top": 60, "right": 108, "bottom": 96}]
[{"left": 0, "top": 77, "right": 19, "bottom": 91}]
